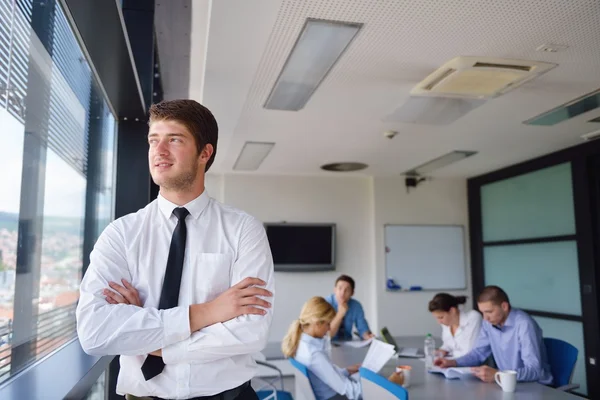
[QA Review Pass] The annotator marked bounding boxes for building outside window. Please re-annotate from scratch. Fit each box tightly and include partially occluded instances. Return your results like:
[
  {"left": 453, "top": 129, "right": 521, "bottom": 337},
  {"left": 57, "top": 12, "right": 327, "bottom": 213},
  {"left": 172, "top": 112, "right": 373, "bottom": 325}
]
[{"left": 0, "top": 0, "right": 117, "bottom": 384}]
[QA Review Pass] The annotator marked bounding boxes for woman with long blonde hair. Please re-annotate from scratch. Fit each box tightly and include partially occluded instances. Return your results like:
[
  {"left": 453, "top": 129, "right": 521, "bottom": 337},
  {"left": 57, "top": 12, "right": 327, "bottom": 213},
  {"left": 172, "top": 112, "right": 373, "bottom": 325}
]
[{"left": 282, "top": 297, "right": 400, "bottom": 400}]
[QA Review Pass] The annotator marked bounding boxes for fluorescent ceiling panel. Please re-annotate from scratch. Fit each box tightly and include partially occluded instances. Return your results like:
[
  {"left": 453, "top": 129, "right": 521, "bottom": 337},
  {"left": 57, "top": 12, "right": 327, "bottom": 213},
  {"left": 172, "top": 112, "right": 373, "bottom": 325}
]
[
  {"left": 524, "top": 88, "right": 600, "bottom": 126},
  {"left": 264, "top": 19, "right": 362, "bottom": 111},
  {"left": 404, "top": 151, "right": 477, "bottom": 176},
  {"left": 233, "top": 142, "right": 275, "bottom": 171}
]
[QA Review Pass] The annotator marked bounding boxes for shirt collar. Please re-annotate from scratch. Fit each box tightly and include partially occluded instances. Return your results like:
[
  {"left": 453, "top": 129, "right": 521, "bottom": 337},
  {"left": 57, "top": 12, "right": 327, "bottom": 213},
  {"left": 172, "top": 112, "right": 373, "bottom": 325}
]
[
  {"left": 157, "top": 190, "right": 210, "bottom": 220},
  {"left": 300, "top": 332, "right": 327, "bottom": 350},
  {"left": 502, "top": 309, "right": 516, "bottom": 327},
  {"left": 493, "top": 309, "right": 515, "bottom": 331}
]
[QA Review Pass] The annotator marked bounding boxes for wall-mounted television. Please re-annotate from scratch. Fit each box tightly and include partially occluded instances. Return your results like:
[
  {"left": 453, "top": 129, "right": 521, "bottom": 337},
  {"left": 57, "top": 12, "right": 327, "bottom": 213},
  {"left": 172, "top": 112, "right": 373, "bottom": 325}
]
[{"left": 264, "top": 223, "right": 336, "bottom": 272}]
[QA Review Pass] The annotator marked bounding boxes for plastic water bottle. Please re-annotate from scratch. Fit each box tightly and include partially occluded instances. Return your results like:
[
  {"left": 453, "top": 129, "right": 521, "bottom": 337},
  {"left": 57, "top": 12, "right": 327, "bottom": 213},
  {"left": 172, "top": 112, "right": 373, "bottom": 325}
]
[{"left": 424, "top": 333, "right": 436, "bottom": 369}]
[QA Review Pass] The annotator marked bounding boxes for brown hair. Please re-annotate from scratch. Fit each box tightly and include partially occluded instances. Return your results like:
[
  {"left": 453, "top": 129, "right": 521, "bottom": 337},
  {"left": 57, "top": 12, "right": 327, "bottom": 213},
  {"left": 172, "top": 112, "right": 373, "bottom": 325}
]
[
  {"left": 281, "top": 297, "right": 336, "bottom": 358},
  {"left": 477, "top": 285, "right": 510, "bottom": 306},
  {"left": 428, "top": 293, "right": 467, "bottom": 312},
  {"left": 335, "top": 274, "right": 355, "bottom": 291},
  {"left": 148, "top": 99, "right": 218, "bottom": 171}
]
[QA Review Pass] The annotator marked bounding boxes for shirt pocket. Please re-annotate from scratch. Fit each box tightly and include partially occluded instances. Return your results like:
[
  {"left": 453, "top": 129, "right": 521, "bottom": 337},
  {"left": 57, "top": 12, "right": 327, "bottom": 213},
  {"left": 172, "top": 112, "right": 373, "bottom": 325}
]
[{"left": 191, "top": 252, "right": 233, "bottom": 303}]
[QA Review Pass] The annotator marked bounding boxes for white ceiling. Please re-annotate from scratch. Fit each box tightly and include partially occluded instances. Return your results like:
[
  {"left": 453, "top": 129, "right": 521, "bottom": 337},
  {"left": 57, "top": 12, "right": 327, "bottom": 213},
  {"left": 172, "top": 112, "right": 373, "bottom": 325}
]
[{"left": 183, "top": 0, "right": 600, "bottom": 178}]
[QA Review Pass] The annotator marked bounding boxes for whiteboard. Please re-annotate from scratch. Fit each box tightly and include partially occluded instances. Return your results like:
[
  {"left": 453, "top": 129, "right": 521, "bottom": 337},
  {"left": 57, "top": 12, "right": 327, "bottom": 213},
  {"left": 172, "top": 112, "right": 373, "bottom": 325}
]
[{"left": 384, "top": 225, "right": 467, "bottom": 291}]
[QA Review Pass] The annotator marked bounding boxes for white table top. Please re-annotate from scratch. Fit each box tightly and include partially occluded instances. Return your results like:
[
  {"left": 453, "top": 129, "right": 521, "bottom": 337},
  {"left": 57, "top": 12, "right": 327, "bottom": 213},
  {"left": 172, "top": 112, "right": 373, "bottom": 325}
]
[{"left": 329, "top": 336, "right": 579, "bottom": 400}]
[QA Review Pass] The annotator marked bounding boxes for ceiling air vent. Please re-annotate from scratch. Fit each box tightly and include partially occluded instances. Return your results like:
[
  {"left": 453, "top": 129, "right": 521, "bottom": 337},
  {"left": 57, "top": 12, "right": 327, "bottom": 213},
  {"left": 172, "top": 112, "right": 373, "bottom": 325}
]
[{"left": 411, "top": 56, "right": 556, "bottom": 99}]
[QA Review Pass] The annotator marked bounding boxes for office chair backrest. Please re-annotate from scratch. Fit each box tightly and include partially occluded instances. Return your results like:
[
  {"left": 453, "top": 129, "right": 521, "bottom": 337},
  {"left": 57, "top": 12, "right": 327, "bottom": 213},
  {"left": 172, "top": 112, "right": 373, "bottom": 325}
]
[
  {"left": 544, "top": 337, "right": 578, "bottom": 387},
  {"left": 289, "top": 358, "right": 317, "bottom": 400},
  {"left": 359, "top": 367, "right": 408, "bottom": 400}
]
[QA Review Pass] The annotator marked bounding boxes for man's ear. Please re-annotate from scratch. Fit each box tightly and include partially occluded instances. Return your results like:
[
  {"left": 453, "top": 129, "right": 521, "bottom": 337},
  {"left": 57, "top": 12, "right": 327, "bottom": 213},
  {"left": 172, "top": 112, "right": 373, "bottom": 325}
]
[{"left": 199, "top": 144, "right": 214, "bottom": 164}]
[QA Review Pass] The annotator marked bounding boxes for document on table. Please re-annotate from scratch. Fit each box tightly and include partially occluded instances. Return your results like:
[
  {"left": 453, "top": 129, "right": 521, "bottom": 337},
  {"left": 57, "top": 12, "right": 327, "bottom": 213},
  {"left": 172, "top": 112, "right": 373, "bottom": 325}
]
[
  {"left": 339, "top": 338, "right": 374, "bottom": 348},
  {"left": 428, "top": 366, "right": 473, "bottom": 380},
  {"left": 361, "top": 339, "right": 396, "bottom": 373}
]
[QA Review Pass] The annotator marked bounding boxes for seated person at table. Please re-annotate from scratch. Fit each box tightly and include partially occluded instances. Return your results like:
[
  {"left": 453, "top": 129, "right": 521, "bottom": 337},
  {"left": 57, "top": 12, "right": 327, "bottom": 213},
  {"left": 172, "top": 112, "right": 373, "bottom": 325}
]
[
  {"left": 282, "top": 296, "right": 402, "bottom": 400},
  {"left": 326, "top": 275, "right": 375, "bottom": 341},
  {"left": 435, "top": 286, "right": 553, "bottom": 385},
  {"left": 429, "top": 293, "right": 482, "bottom": 358}
]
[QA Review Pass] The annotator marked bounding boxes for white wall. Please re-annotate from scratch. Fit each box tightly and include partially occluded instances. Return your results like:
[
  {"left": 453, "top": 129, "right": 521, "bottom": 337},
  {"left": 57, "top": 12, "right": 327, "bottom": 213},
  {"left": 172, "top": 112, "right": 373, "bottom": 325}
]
[
  {"left": 210, "top": 173, "right": 471, "bottom": 343},
  {"left": 221, "top": 174, "right": 375, "bottom": 342},
  {"left": 373, "top": 177, "right": 472, "bottom": 337}
]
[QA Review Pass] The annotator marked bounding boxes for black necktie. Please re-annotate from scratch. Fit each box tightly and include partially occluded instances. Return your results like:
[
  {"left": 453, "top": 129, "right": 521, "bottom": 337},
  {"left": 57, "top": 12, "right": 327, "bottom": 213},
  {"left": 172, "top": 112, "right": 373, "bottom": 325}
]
[{"left": 141, "top": 207, "right": 189, "bottom": 381}]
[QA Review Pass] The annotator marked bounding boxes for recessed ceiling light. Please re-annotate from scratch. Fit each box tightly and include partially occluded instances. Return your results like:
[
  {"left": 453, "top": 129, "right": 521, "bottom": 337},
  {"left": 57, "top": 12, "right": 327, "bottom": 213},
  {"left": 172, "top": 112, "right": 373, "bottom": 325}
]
[
  {"left": 581, "top": 129, "right": 600, "bottom": 141},
  {"left": 264, "top": 19, "right": 362, "bottom": 111},
  {"left": 321, "top": 162, "right": 368, "bottom": 172},
  {"left": 233, "top": 142, "right": 275, "bottom": 171},
  {"left": 403, "top": 151, "right": 477, "bottom": 176},
  {"left": 524, "top": 88, "right": 600, "bottom": 126}
]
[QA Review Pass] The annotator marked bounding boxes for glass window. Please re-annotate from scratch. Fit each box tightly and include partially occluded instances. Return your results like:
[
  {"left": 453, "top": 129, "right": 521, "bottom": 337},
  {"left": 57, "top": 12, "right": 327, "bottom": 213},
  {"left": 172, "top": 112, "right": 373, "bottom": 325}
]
[
  {"left": 0, "top": 0, "right": 116, "bottom": 384},
  {"left": 481, "top": 163, "right": 576, "bottom": 242},
  {"left": 484, "top": 241, "right": 581, "bottom": 316},
  {"left": 533, "top": 316, "right": 587, "bottom": 396}
]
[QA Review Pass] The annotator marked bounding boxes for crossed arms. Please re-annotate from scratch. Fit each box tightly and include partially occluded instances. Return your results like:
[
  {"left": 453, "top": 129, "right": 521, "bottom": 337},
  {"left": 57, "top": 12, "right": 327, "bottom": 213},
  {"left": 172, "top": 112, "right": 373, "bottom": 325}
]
[{"left": 75, "top": 217, "right": 274, "bottom": 364}]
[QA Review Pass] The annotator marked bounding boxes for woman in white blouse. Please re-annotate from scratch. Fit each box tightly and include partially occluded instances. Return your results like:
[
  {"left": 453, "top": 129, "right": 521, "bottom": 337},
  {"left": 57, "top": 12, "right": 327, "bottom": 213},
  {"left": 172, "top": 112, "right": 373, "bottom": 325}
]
[
  {"left": 428, "top": 293, "right": 482, "bottom": 358},
  {"left": 282, "top": 297, "right": 402, "bottom": 400}
]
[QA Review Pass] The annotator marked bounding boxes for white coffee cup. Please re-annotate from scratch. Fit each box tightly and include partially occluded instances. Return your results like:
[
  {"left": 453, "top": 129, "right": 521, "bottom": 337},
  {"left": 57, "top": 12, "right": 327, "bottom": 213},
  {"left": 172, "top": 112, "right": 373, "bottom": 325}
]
[
  {"left": 396, "top": 365, "right": 412, "bottom": 388},
  {"left": 495, "top": 370, "right": 517, "bottom": 392}
]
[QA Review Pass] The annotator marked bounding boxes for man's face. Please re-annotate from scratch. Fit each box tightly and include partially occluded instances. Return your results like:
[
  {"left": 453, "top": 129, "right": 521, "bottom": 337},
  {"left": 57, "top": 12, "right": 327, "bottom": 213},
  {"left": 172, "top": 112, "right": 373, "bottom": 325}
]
[
  {"left": 334, "top": 280, "right": 353, "bottom": 304},
  {"left": 148, "top": 120, "right": 211, "bottom": 191},
  {"left": 478, "top": 301, "right": 509, "bottom": 326}
]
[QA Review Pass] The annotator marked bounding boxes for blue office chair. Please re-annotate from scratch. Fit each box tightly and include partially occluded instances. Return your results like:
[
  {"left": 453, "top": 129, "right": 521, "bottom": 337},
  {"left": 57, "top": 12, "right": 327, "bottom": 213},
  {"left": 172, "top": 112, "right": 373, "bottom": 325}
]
[
  {"left": 543, "top": 337, "right": 579, "bottom": 392},
  {"left": 254, "top": 359, "right": 294, "bottom": 400},
  {"left": 289, "top": 358, "right": 316, "bottom": 400},
  {"left": 359, "top": 367, "right": 408, "bottom": 400}
]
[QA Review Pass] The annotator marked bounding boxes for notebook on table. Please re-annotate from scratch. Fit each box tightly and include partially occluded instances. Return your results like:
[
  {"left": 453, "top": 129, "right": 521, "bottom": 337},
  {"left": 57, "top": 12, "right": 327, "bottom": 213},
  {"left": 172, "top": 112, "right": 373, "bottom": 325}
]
[{"left": 428, "top": 366, "right": 473, "bottom": 379}]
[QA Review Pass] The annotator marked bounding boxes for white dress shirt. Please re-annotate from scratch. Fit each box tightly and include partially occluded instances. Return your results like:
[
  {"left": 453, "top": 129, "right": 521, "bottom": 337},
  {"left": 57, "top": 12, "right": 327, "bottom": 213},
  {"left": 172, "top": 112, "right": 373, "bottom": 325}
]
[
  {"left": 439, "top": 309, "right": 482, "bottom": 358},
  {"left": 76, "top": 191, "right": 275, "bottom": 399},
  {"left": 295, "top": 333, "right": 362, "bottom": 400}
]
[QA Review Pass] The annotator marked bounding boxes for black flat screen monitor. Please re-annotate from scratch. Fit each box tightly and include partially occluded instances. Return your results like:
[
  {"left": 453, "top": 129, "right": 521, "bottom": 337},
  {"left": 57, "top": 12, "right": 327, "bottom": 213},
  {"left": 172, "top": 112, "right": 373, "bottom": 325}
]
[{"left": 264, "top": 223, "right": 336, "bottom": 272}]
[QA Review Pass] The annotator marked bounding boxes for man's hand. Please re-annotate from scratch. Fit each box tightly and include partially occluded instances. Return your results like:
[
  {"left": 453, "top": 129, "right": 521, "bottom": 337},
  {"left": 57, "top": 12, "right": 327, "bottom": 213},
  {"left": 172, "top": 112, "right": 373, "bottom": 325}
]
[
  {"left": 346, "top": 363, "right": 361, "bottom": 374},
  {"left": 362, "top": 332, "right": 375, "bottom": 340},
  {"left": 103, "top": 279, "right": 142, "bottom": 306},
  {"left": 471, "top": 366, "right": 497, "bottom": 383},
  {"left": 434, "top": 358, "right": 456, "bottom": 368},
  {"left": 190, "top": 277, "right": 272, "bottom": 332},
  {"left": 337, "top": 301, "right": 349, "bottom": 317},
  {"left": 149, "top": 349, "right": 162, "bottom": 357}
]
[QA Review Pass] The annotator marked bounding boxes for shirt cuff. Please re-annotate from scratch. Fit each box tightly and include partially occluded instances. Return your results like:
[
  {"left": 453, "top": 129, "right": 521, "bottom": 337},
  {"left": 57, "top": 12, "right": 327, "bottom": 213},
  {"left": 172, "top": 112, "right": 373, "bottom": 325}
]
[{"left": 161, "top": 306, "right": 191, "bottom": 347}]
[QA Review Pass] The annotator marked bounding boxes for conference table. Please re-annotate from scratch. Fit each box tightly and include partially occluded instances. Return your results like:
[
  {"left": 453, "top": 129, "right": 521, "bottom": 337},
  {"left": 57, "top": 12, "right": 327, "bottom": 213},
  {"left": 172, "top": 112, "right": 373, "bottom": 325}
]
[
  {"left": 331, "top": 336, "right": 580, "bottom": 400},
  {"left": 263, "top": 336, "right": 581, "bottom": 399}
]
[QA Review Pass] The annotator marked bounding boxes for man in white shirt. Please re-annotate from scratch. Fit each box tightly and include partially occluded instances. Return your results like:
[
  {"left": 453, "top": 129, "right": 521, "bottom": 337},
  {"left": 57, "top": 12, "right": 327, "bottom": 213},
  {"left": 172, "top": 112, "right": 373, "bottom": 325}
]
[{"left": 76, "top": 99, "right": 275, "bottom": 400}]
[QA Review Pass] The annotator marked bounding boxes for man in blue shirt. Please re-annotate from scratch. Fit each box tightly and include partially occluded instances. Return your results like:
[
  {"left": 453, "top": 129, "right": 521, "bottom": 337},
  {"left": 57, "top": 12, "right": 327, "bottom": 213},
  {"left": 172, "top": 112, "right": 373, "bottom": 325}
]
[
  {"left": 435, "top": 285, "right": 553, "bottom": 385},
  {"left": 325, "top": 275, "right": 375, "bottom": 341}
]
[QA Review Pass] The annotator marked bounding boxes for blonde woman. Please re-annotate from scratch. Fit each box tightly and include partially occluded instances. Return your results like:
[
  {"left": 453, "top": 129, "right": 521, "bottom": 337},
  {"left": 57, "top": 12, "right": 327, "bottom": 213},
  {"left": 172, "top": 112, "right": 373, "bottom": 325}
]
[{"left": 282, "top": 297, "right": 400, "bottom": 400}]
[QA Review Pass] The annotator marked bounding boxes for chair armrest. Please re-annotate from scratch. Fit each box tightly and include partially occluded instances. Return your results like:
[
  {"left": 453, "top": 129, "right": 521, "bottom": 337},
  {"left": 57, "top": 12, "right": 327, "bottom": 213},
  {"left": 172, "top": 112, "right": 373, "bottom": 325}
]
[
  {"left": 556, "top": 383, "right": 580, "bottom": 392},
  {"left": 256, "top": 360, "right": 285, "bottom": 391}
]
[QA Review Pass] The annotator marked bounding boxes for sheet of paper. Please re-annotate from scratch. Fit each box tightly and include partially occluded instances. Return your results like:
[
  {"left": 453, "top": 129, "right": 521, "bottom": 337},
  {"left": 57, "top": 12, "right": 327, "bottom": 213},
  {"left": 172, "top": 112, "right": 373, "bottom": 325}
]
[
  {"left": 339, "top": 338, "right": 374, "bottom": 348},
  {"left": 361, "top": 339, "right": 396, "bottom": 373}
]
